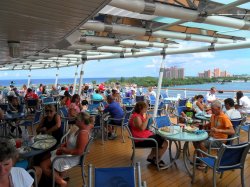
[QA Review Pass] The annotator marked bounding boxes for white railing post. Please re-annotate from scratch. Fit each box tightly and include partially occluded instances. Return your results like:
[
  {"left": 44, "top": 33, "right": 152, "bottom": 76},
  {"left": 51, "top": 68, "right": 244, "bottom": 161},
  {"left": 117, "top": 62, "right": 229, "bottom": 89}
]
[
  {"left": 184, "top": 89, "right": 187, "bottom": 98},
  {"left": 153, "top": 54, "right": 165, "bottom": 118}
]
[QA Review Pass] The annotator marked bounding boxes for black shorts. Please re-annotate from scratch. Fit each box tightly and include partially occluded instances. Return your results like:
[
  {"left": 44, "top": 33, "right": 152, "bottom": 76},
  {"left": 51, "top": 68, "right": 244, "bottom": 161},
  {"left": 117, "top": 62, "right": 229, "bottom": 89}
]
[{"left": 135, "top": 134, "right": 165, "bottom": 148}]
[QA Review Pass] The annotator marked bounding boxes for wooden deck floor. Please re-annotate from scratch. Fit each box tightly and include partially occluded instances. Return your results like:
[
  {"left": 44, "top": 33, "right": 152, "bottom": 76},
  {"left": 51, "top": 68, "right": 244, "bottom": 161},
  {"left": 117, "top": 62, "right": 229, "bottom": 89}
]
[{"left": 67, "top": 129, "right": 250, "bottom": 187}]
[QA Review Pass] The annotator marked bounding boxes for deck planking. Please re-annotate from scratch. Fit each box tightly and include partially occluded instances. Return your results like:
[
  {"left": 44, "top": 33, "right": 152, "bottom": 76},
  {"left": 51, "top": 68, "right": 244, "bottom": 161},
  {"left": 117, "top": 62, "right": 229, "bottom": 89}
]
[{"left": 66, "top": 128, "right": 250, "bottom": 187}]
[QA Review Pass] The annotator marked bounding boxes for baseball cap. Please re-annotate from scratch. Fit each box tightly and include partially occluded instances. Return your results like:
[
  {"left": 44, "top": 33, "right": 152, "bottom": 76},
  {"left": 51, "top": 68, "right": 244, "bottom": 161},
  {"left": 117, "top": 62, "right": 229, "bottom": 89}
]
[{"left": 186, "top": 102, "right": 192, "bottom": 108}]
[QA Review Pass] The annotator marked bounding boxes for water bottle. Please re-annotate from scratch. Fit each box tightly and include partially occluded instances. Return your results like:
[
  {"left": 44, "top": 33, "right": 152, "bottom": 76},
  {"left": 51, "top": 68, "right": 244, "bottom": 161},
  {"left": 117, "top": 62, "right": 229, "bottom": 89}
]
[{"left": 22, "top": 129, "right": 29, "bottom": 146}]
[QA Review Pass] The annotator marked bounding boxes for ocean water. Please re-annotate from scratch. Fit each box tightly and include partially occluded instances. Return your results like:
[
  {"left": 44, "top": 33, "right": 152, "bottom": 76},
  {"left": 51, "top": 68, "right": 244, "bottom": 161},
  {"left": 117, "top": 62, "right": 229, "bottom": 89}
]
[
  {"left": 0, "top": 78, "right": 111, "bottom": 87},
  {"left": 170, "top": 82, "right": 250, "bottom": 91}
]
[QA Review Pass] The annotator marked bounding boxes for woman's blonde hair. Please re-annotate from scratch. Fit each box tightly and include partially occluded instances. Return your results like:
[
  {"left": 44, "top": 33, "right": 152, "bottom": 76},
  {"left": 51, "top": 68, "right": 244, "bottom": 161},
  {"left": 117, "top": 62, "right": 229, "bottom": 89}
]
[{"left": 76, "top": 112, "right": 94, "bottom": 125}]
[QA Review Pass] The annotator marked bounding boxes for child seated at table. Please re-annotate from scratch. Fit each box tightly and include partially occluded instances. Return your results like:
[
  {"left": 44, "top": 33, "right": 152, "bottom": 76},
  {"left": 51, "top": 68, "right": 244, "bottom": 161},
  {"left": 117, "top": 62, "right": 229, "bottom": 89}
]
[
  {"left": 81, "top": 100, "right": 88, "bottom": 112},
  {"left": 180, "top": 102, "right": 196, "bottom": 123}
]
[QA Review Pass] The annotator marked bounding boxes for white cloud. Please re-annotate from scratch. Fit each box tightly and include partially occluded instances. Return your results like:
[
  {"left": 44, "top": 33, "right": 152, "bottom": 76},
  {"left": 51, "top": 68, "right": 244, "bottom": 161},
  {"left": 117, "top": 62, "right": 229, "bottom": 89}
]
[{"left": 192, "top": 52, "right": 215, "bottom": 58}]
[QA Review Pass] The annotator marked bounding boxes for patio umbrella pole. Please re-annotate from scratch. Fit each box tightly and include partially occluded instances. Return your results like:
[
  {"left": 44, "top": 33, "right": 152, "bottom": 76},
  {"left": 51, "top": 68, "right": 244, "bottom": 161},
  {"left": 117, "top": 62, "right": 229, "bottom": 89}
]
[
  {"left": 78, "top": 61, "right": 85, "bottom": 96},
  {"left": 153, "top": 54, "right": 165, "bottom": 118},
  {"left": 72, "top": 65, "right": 79, "bottom": 95}
]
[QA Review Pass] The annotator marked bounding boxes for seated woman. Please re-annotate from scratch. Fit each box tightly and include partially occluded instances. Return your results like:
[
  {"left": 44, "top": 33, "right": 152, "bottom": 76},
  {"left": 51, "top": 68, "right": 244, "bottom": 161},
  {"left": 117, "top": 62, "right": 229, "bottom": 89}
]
[
  {"left": 81, "top": 100, "right": 89, "bottom": 112},
  {"left": 60, "top": 91, "right": 71, "bottom": 108},
  {"left": 68, "top": 94, "right": 81, "bottom": 118},
  {"left": 0, "top": 140, "right": 36, "bottom": 187},
  {"left": 36, "top": 104, "right": 62, "bottom": 143},
  {"left": 129, "top": 101, "right": 168, "bottom": 167},
  {"left": 192, "top": 95, "right": 205, "bottom": 115},
  {"left": 235, "top": 91, "right": 250, "bottom": 114},
  {"left": 8, "top": 96, "right": 24, "bottom": 137},
  {"left": 40, "top": 112, "right": 94, "bottom": 187}
]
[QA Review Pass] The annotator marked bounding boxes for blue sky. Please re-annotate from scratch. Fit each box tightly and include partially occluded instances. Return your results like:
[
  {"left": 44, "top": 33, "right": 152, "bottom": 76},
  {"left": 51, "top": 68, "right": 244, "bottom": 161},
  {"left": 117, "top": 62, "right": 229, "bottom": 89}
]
[{"left": 0, "top": 41, "right": 250, "bottom": 80}]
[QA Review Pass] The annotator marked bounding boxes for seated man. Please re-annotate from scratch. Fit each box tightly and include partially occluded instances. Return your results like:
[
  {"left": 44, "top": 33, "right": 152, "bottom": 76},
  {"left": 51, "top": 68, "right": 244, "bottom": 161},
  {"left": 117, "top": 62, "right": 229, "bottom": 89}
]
[
  {"left": 98, "top": 95, "right": 124, "bottom": 140},
  {"left": 193, "top": 100, "right": 235, "bottom": 168},
  {"left": 92, "top": 89, "right": 104, "bottom": 101},
  {"left": 224, "top": 98, "right": 241, "bottom": 119}
]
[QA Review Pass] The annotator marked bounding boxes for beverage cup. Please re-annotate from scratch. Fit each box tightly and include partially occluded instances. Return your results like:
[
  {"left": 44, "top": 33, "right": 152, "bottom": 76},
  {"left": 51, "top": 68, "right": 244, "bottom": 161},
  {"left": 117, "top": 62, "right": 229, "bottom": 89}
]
[
  {"left": 15, "top": 139, "right": 22, "bottom": 148},
  {"left": 29, "top": 136, "right": 35, "bottom": 145}
]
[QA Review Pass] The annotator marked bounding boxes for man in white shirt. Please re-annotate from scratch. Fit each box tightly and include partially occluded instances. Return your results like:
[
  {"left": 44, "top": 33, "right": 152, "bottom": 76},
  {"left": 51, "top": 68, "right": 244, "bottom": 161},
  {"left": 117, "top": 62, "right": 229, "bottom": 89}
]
[
  {"left": 206, "top": 87, "right": 217, "bottom": 103},
  {"left": 224, "top": 98, "right": 241, "bottom": 119},
  {"left": 147, "top": 87, "right": 156, "bottom": 98}
]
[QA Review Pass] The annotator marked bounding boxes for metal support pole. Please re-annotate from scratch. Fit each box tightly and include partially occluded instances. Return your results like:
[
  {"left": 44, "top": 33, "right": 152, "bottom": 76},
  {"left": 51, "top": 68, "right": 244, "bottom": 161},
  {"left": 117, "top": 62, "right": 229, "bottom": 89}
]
[
  {"left": 78, "top": 61, "right": 85, "bottom": 96},
  {"left": 27, "top": 71, "right": 31, "bottom": 88},
  {"left": 153, "top": 54, "right": 166, "bottom": 118},
  {"left": 72, "top": 65, "right": 79, "bottom": 95},
  {"left": 54, "top": 68, "right": 59, "bottom": 87}
]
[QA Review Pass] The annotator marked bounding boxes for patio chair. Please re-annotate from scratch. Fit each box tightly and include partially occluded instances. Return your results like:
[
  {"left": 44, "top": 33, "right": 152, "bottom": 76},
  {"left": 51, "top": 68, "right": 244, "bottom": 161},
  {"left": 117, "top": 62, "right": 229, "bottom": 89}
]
[
  {"left": 177, "top": 98, "right": 188, "bottom": 107},
  {"left": 192, "top": 142, "right": 250, "bottom": 187},
  {"left": 241, "top": 124, "right": 250, "bottom": 140},
  {"left": 0, "top": 103, "right": 8, "bottom": 112},
  {"left": 19, "top": 110, "right": 42, "bottom": 135},
  {"left": 92, "top": 99, "right": 103, "bottom": 105},
  {"left": 25, "top": 99, "right": 39, "bottom": 113},
  {"left": 52, "top": 135, "right": 94, "bottom": 187},
  {"left": 207, "top": 117, "right": 246, "bottom": 152},
  {"left": 147, "top": 95, "right": 156, "bottom": 109},
  {"left": 122, "top": 97, "right": 134, "bottom": 106},
  {"left": 42, "top": 97, "right": 54, "bottom": 104},
  {"left": 87, "top": 162, "right": 147, "bottom": 187},
  {"left": 27, "top": 169, "right": 38, "bottom": 187},
  {"left": 14, "top": 160, "right": 38, "bottom": 187},
  {"left": 126, "top": 125, "right": 161, "bottom": 170},
  {"left": 135, "top": 95, "right": 145, "bottom": 102},
  {"left": 106, "top": 110, "right": 132, "bottom": 143},
  {"left": 147, "top": 101, "right": 165, "bottom": 117},
  {"left": 229, "top": 117, "right": 246, "bottom": 144}
]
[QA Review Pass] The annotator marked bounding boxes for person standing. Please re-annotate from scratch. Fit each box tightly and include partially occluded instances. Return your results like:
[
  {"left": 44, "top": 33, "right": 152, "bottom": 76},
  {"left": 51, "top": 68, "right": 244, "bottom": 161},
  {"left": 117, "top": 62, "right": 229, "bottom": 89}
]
[{"left": 206, "top": 87, "right": 217, "bottom": 103}]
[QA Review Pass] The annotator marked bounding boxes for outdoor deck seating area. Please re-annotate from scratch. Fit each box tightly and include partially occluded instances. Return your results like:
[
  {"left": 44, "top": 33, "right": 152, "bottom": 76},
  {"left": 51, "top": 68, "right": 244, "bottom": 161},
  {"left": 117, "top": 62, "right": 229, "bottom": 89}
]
[{"left": 66, "top": 126, "right": 250, "bottom": 187}]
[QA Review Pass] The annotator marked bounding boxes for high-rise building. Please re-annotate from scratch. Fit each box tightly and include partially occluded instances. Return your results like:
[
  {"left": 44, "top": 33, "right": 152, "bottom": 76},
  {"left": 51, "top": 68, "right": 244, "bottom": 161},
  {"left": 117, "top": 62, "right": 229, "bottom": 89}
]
[
  {"left": 197, "top": 68, "right": 231, "bottom": 78},
  {"left": 220, "top": 71, "right": 230, "bottom": 77},
  {"left": 163, "top": 66, "right": 184, "bottom": 79},
  {"left": 198, "top": 73, "right": 204, "bottom": 78},
  {"left": 214, "top": 68, "right": 220, "bottom": 77},
  {"left": 204, "top": 70, "right": 212, "bottom": 78}
]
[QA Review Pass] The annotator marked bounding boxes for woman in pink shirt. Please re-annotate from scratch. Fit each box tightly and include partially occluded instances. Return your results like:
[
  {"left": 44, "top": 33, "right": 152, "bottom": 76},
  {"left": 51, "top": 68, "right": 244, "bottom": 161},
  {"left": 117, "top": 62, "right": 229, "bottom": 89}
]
[
  {"left": 129, "top": 101, "right": 168, "bottom": 167},
  {"left": 68, "top": 94, "right": 81, "bottom": 118}
]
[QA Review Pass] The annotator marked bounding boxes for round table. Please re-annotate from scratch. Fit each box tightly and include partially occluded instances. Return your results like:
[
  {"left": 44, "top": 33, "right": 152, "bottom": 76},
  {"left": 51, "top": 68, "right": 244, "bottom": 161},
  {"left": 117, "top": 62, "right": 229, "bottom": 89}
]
[{"left": 157, "top": 126, "right": 208, "bottom": 177}]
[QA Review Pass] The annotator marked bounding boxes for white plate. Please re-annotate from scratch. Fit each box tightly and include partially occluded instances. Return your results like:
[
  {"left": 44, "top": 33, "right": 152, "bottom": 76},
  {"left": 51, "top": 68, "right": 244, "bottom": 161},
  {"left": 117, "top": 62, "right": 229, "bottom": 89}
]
[
  {"left": 158, "top": 128, "right": 180, "bottom": 136},
  {"left": 185, "top": 126, "right": 198, "bottom": 132},
  {"left": 34, "top": 134, "right": 54, "bottom": 141},
  {"left": 31, "top": 139, "right": 57, "bottom": 150}
]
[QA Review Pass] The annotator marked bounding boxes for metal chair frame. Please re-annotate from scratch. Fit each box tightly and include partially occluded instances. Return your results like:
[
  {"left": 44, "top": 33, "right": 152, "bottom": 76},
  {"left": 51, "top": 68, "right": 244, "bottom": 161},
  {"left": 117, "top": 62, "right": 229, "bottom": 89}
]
[
  {"left": 87, "top": 162, "right": 147, "bottom": 187},
  {"left": 52, "top": 135, "right": 94, "bottom": 187},
  {"left": 192, "top": 143, "right": 250, "bottom": 187},
  {"left": 106, "top": 110, "right": 132, "bottom": 143}
]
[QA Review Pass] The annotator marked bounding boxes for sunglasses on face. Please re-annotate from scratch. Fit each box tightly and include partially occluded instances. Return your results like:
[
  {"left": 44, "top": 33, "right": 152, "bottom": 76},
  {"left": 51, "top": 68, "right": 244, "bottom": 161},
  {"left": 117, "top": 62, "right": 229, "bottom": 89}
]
[{"left": 45, "top": 110, "right": 53, "bottom": 113}]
